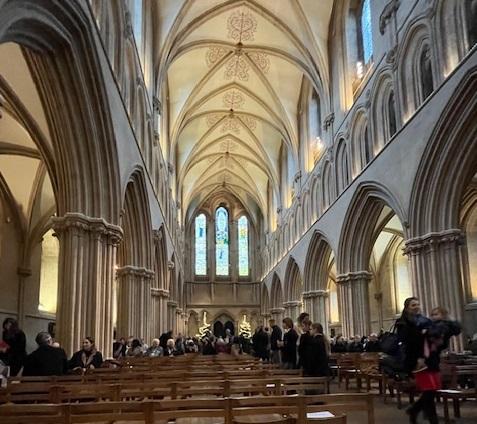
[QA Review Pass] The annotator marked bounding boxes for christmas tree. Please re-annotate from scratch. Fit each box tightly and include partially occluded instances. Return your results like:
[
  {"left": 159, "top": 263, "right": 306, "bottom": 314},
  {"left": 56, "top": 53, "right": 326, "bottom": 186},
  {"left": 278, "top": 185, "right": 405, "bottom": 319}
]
[
  {"left": 239, "top": 314, "right": 251, "bottom": 338},
  {"left": 198, "top": 311, "right": 211, "bottom": 338}
]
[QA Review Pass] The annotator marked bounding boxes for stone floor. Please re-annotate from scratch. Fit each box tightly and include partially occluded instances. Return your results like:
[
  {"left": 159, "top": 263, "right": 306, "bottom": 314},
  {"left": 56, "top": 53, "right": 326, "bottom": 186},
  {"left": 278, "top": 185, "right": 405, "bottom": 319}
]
[{"left": 330, "top": 382, "right": 477, "bottom": 424}]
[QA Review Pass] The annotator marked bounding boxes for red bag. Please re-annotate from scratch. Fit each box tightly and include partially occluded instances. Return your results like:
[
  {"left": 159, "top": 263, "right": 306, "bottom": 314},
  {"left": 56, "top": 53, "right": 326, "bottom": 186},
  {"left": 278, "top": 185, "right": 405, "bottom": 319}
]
[{"left": 414, "top": 370, "right": 442, "bottom": 391}]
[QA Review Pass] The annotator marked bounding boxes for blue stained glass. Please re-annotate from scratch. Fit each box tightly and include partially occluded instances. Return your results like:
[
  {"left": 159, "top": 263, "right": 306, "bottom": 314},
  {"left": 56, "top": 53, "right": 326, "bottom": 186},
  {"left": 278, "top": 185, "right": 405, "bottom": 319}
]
[
  {"left": 238, "top": 216, "right": 249, "bottom": 276},
  {"left": 195, "top": 214, "right": 207, "bottom": 275},
  {"left": 215, "top": 207, "right": 229, "bottom": 276},
  {"left": 132, "top": 0, "right": 143, "bottom": 53},
  {"left": 361, "top": 0, "right": 373, "bottom": 63}
]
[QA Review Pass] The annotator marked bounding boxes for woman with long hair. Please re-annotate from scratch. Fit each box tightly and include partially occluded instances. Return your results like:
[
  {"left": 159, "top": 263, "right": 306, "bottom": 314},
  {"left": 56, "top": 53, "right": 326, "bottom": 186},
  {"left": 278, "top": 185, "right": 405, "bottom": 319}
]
[
  {"left": 280, "top": 317, "right": 298, "bottom": 369},
  {"left": 0, "top": 318, "right": 26, "bottom": 375},
  {"left": 68, "top": 337, "right": 103, "bottom": 372}
]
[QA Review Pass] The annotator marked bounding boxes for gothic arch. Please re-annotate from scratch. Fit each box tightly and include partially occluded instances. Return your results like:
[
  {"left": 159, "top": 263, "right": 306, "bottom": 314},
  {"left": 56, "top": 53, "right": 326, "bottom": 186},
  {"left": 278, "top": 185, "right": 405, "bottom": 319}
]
[
  {"left": 337, "top": 181, "right": 408, "bottom": 274},
  {"left": 270, "top": 273, "right": 283, "bottom": 308},
  {"left": 261, "top": 284, "right": 270, "bottom": 315},
  {"left": 303, "top": 231, "right": 334, "bottom": 292},
  {"left": 334, "top": 138, "right": 351, "bottom": 194},
  {"left": 284, "top": 257, "right": 303, "bottom": 302},
  {"left": 409, "top": 68, "right": 477, "bottom": 237}
]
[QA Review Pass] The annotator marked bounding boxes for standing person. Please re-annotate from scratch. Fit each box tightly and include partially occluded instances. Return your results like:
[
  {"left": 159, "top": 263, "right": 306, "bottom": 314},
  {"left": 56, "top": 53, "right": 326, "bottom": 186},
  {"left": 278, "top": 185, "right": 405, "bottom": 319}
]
[
  {"left": 308, "top": 323, "right": 330, "bottom": 377},
  {"left": 407, "top": 306, "right": 461, "bottom": 424},
  {"left": 23, "top": 332, "right": 67, "bottom": 376},
  {"left": 0, "top": 318, "right": 26, "bottom": 375},
  {"left": 252, "top": 326, "right": 269, "bottom": 361},
  {"left": 269, "top": 319, "right": 282, "bottom": 365},
  {"left": 69, "top": 337, "right": 103, "bottom": 372},
  {"left": 279, "top": 318, "right": 298, "bottom": 369},
  {"left": 394, "top": 297, "right": 431, "bottom": 424},
  {"left": 297, "top": 318, "right": 313, "bottom": 374}
]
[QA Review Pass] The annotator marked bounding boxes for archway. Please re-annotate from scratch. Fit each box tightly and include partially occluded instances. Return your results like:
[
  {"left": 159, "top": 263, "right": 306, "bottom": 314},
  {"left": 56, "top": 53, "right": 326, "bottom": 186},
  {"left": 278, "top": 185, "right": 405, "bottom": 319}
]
[
  {"left": 408, "top": 69, "right": 477, "bottom": 345},
  {"left": 284, "top": 257, "right": 303, "bottom": 321},
  {"left": 116, "top": 170, "right": 154, "bottom": 341},
  {"left": 337, "top": 182, "right": 408, "bottom": 337},
  {"left": 0, "top": 0, "right": 122, "bottom": 356},
  {"left": 270, "top": 273, "right": 284, "bottom": 323}
]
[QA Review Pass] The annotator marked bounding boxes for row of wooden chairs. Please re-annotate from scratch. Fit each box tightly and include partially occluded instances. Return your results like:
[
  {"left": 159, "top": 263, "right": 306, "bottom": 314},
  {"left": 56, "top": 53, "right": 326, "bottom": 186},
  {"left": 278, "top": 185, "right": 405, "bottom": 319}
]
[
  {"left": 0, "top": 376, "right": 331, "bottom": 404},
  {"left": 0, "top": 393, "right": 375, "bottom": 424}
]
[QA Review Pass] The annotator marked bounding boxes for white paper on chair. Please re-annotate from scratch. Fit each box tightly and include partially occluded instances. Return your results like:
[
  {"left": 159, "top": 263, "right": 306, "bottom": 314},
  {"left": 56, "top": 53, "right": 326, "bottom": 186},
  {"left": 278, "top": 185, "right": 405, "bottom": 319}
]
[{"left": 307, "top": 412, "right": 335, "bottom": 418}]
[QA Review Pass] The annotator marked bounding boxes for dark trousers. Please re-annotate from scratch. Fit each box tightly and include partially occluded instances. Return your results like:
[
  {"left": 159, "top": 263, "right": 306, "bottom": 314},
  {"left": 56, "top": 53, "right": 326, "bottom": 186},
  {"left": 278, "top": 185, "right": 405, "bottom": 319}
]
[{"left": 409, "top": 391, "right": 438, "bottom": 423}]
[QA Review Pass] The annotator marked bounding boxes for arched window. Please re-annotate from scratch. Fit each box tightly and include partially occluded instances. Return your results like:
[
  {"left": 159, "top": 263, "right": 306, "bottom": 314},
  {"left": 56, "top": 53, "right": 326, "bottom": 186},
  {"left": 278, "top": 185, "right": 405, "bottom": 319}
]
[
  {"left": 387, "top": 91, "right": 397, "bottom": 138},
  {"left": 419, "top": 45, "right": 434, "bottom": 102},
  {"left": 39, "top": 229, "right": 59, "bottom": 314},
  {"left": 194, "top": 214, "right": 207, "bottom": 275},
  {"left": 393, "top": 241, "right": 412, "bottom": 313},
  {"left": 363, "top": 125, "right": 372, "bottom": 164},
  {"left": 309, "top": 89, "right": 322, "bottom": 164},
  {"left": 238, "top": 216, "right": 249, "bottom": 276},
  {"left": 215, "top": 207, "right": 229, "bottom": 276},
  {"left": 360, "top": 0, "right": 373, "bottom": 64},
  {"left": 131, "top": 0, "right": 143, "bottom": 58}
]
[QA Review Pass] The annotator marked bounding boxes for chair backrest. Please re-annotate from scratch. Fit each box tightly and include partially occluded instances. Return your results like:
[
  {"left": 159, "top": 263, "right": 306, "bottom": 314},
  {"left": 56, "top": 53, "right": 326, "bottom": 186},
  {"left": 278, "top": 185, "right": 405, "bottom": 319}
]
[{"left": 307, "top": 414, "right": 346, "bottom": 423}]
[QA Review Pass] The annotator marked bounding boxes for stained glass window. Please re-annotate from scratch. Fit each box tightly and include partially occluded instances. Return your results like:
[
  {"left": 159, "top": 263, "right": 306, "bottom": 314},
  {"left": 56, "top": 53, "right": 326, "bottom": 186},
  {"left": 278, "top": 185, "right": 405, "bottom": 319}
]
[
  {"left": 195, "top": 214, "right": 207, "bottom": 275},
  {"left": 361, "top": 0, "right": 373, "bottom": 63},
  {"left": 215, "top": 207, "right": 229, "bottom": 276},
  {"left": 238, "top": 216, "right": 249, "bottom": 276}
]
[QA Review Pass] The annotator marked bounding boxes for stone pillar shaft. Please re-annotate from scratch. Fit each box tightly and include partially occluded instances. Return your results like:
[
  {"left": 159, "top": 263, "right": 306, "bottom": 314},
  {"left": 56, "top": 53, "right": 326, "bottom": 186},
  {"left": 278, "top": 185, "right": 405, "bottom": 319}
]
[
  {"left": 303, "top": 290, "right": 328, "bottom": 332},
  {"left": 336, "top": 271, "right": 372, "bottom": 338},
  {"left": 116, "top": 266, "right": 154, "bottom": 341},
  {"left": 52, "top": 213, "right": 122, "bottom": 358},
  {"left": 405, "top": 229, "right": 465, "bottom": 350},
  {"left": 270, "top": 307, "right": 285, "bottom": 326}
]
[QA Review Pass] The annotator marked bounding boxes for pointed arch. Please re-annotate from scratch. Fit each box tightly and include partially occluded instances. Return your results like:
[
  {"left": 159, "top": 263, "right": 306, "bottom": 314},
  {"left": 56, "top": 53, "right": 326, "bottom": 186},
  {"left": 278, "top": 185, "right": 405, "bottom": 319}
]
[
  {"left": 304, "top": 231, "right": 334, "bottom": 292},
  {"left": 284, "top": 257, "right": 303, "bottom": 302},
  {"left": 270, "top": 273, "right": 283, "bottom": 308}
]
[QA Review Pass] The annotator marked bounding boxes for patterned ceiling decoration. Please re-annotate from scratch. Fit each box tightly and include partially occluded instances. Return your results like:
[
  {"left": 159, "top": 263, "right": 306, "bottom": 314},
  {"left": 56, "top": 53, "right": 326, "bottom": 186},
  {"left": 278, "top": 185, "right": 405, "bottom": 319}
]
[
  {"left": 206, "top": 46, "right": 228, "bottom": 68},
  {"left": 219, "top": 139, "right": 238, "bottom": 152},
  {"left": 206, "top": 112, "right": 256, "bottom": 134},
  {"left": 224, "top": 52, "right": 249, "bottom": 81},
  {"left": 248, "top": 52, "right": 270, "bottom": 74},
  {"left": 227, "top": 10, "right": 258, "bottom": 42},
  {"left": 223, "top": 90, "right": 245, "bottom": 109}
]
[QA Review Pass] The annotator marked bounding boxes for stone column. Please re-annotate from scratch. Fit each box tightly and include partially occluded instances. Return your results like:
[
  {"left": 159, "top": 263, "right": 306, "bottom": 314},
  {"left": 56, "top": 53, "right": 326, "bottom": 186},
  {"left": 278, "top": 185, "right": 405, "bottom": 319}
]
[
  {"left": 175, "top": 308, "right": 183, "bottom": 335},
  {"left": 167, "top": 300, "right": 178, "bottom": 334},
  {"left": 303, "top": 290, "right": 329, "bottom": 332},
  {"left": 283, "top": 301, "right": 302, "bottom": 322},
  {"left": 336, "top": 271, "right": 372, "bottom": 338},
  {"left": 116, "top": 266, "right": 154, "bottom": 342},
  {"left": 404, "top": 229, "right": 465, "bottom": 350},
  {"left": 261, "top": 313, "right": 272, "bottom": 327},
  {"left": 270, "top": 307, "right": 285, "bottom": 325},
  {"left": 52, "top": 212, "right": 123, "bottom": 357},
  {"left": 16, "top": 267, "right": 32, "bottom": 328}
]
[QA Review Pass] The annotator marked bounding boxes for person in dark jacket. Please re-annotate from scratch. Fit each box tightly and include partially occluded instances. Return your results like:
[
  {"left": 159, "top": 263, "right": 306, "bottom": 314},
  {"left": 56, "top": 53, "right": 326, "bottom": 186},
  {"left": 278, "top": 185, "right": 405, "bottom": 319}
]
[
  {"left": 280, "top": 317, "right": 298, "bottom": 369},
  {"left": 307, "top": 323, "right": 330, "bottom": 377},
  {"left": 269, "top": 320, "right": 282, "bottom": 364},
  {"left": 69, "top": 337, "right": 103, "bottom": 372},
  {"left": 347, "top": 335, "right": 364, "bottom": 352},
  {"left": 364, "top": 333, "right": 381, "bottom": 352},
  {"left": 331, "top": 335, "right": 348, "bottom": 353},
  {"left": 252, "top": 326, "right": 269, "bottom": 360},
  {"left": 298, "top": 318, "right": 313, "bottom": 372},
  {"left": 159, "top": 331, "right": 173, "bottom": 350},
  {"left": 112, "top": 337, "right": 127, "bottom": 359},
  {"left": 395, "top": 297, "right": 432, "bottom": 424},
  {"left": 23, "top": 332, "right": 67, "bottom": 376},
  {"left": 0, "top": 318, "right": 26, "bottom": 376}
]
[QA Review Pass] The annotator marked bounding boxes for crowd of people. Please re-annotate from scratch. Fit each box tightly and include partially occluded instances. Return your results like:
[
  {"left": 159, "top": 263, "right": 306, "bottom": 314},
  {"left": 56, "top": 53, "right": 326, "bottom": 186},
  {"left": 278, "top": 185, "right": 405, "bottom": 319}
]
[{"left": 0, "top": 298, "right": 468, "bottom": 424}]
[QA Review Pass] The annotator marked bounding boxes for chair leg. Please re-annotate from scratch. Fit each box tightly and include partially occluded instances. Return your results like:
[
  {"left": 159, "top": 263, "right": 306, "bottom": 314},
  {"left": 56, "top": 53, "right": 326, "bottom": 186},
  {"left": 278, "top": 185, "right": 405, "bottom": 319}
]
[
  {"left": 443, "top": 397, "right": 450, "bottom": 424},
  {"left": 453, "top": 398, "right": 460, "bottom": 418}
]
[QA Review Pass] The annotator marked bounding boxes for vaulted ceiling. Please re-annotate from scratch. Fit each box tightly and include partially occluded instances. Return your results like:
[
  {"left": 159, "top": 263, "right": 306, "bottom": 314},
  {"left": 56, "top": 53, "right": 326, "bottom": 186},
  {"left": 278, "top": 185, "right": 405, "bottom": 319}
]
[{"left": 156, "top": 0, "right": 334, "bottom": 223}]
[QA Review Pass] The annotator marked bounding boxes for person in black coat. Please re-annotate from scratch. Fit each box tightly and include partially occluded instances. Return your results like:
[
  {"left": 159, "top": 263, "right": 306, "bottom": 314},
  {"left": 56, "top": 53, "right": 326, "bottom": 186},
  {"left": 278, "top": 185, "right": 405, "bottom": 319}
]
[
  {"left": 0, "top": 318, "right": 26, "bottom": 375},
  {"left": 298, "top": 318, "right": 314, "bottom": 374},
  {"left": 280, "top": 317, "right": 298, "bottom": 369},
  {"left": 269, "top": 320, "right": 282, "bottom": 364},
  {"left": 252, "top": 326, "right": 269, "bottom": 360},
  {"left": 69, "top": 337, "right": 103, "bottom": 372},
  {"left": 23, "top": 332, "right": 67, "bottom": 376},
  {"left": 307, "top": 323, "right": 330, "bottom": 377},
  {"left": 364, "top": 333, "right": 381, "bottom": 352}
]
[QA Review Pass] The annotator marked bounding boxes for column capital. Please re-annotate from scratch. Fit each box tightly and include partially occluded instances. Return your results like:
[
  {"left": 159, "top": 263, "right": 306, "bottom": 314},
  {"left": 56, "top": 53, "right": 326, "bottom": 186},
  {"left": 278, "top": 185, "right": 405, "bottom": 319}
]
[
  {"left": 303, "top": 290, "right": 328, "bottom": 299},
  {"left": 404, "top": 229, "right": 463, "bottom": 254},
  {"left": 261, "top": 313, "right": 272, "bottom": 319},
  {"left": 336, "top": 271, "right": 373, "bottom": 284},
  {"left": 116, "top": 265, "right": 155, "bottom": 279},
  {"left": 176, "top": 308, "right": 183, "bottom": 315},
  {"left": 168, "top": 300, "right": 178, "bottom": 308},
  {"left": 17, "top": 267, "right": 32, "bottom": 277},
  {"left": 151, "top": 288, "right": 169, "bottom": 298},
  {"left": 52, "top": 212, "right": 123, "bottom": 245},
  {"left": 270, "top": 307, "right": 285, "bottom": 314},
  {"left": 283, "top": 300, "right": 302, "bottom": 308}
]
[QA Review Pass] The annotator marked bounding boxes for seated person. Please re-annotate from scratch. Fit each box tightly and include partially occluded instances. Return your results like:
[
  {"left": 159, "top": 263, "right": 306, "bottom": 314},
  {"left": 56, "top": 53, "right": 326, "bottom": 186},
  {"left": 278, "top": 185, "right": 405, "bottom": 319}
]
[
  {"left": 69, "top": 337, "right": 103, "bottom": 372},
  {"left": 127, "top": 339, "right": 144, "bottom": 357},
  {"left": 23, "top": 332, "right": 68, "bottom": 376},
  {"left": 146, "top": 338, "right": 163, "bottom": 357}
]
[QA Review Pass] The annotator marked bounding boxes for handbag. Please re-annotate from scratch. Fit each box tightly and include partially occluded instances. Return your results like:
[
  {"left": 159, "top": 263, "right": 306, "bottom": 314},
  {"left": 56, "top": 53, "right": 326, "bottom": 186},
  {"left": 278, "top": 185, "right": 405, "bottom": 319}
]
[
  {"left": 380, "top": 324, "right": 400, "bottom": 355},
  {"left": 414, "top": 370, "right": 442, "bottom": 391}
]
